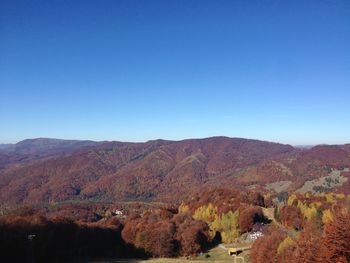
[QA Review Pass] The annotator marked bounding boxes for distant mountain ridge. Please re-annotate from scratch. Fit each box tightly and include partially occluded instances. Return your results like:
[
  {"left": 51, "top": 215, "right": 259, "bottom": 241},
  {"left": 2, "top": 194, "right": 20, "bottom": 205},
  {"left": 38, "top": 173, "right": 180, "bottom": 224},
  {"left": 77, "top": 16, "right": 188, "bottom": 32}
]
[
  {"left": 1, "top": 138, "right": 101, "bottom": 154},
  {"left": 0, "top": 136, "right": 349, "bottom": 206},
  {"left": 0, "top": 144, "right": 12, "bottom": 150},
  {"left": 0, "top": 138, "right": 102, "bottom": 170}
]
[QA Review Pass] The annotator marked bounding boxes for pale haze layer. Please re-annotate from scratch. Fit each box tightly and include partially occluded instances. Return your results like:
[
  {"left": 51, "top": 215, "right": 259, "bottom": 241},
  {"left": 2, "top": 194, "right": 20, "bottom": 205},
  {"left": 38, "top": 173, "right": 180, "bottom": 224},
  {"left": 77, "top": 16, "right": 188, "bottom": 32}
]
[{"left": 0, "top": 0, "right": 349, "bottom": 145}]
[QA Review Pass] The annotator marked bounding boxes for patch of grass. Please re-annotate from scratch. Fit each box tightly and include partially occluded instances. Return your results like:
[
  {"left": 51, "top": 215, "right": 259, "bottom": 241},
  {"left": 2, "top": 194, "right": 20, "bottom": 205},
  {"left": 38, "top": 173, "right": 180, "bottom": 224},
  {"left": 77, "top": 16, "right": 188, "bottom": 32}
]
[{"left": 87, "top": 245, "right": 251, "bottom": 263}]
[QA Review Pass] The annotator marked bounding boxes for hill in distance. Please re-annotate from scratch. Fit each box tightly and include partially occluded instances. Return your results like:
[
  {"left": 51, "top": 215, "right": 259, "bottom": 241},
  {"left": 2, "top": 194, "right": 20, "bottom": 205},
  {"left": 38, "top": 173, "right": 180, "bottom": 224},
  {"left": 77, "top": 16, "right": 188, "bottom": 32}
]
[
  {"left": 0, "top": 136, "right": 349, "bottom": 207},
  {"left": 1, "top": 138, "right": 102, "bottom": 155},
  {"left": 0, "top": 138, "right": 103, "bottom": 170},
  {"left": 0, "top": 144, "right": 12, "bottom": 150}
]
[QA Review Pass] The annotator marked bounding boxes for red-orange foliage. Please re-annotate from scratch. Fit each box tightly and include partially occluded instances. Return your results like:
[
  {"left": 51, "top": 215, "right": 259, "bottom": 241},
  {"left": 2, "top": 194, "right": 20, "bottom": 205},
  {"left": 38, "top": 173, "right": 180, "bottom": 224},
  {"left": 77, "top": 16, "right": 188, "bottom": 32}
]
[
  {"left": 251, "top": 226, "right": 286, "bottom": 263},
  {"left": 279, "top": 211, "right": 350, "bottom": 263},
  {"left": 323, "top": 210, "right": 350, "bottom": 262},
  {"left": 239, "top": 206, "right": 265, "bottom": 233},
  {"left": 173, "top": 213, "right": 210, "bottom": 255},
  {"left": 44, "top": 204, "right": 103, "bottom": 222},
  {"left": 183, "top": 188, "right": 266, "bottom": 216},
  {"left": 288, "top": 221, "right": 324, "bottom": 263},
  {"left": 255, "top": 202, "right": 350, "bottom": 263},
  {"left": 0, "top": 137, "right": 297, "bottom": 206},
  {"left": 280, "top": 205, "right": 304, "bottom": 230},
  {"left": 122, "top": 209, "right": 210, "bottom": 257},
  {"left": 277, "top": 244, "right": 297, "bottom": 263}
]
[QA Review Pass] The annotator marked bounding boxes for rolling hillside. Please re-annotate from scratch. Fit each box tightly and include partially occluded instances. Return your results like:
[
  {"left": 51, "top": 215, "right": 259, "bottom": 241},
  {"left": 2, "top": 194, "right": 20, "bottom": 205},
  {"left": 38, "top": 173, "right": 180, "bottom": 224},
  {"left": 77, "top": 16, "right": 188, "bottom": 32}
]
[{"left": 0, "top": 137, "right": 349, "bottom": 206}]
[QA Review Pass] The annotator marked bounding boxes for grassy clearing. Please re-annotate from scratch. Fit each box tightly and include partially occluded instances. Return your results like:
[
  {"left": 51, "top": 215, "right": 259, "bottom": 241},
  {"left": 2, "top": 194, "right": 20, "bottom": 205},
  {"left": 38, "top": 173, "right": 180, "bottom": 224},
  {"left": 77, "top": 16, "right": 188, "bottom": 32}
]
[
  {"left": 87, "top": 245, "right": 248, "bottom": 262},
  {"left": 297, "top": 169, "right": 348, "bottom": 194},
  {"left": 195, "top": 245, "right": 233, "bottom": 261},
  {"left": 265, "top": 180, "right": 292, "bottom": 193}
]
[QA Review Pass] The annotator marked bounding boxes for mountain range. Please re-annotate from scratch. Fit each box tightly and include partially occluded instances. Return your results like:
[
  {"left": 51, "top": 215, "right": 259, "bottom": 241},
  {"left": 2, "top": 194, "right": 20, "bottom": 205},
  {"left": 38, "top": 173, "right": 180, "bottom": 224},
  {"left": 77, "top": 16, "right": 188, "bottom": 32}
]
[{"left": 0, "top": 137, "right": 349, "bottom": 207}]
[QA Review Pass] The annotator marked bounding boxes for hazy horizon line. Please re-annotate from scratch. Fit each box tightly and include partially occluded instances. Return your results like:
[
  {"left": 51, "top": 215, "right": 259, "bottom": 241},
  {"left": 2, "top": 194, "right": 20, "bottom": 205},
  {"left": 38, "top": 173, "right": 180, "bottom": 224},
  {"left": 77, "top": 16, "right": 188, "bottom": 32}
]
[{"left": 1, "top": 135, "right": 349, "bottom": 147}]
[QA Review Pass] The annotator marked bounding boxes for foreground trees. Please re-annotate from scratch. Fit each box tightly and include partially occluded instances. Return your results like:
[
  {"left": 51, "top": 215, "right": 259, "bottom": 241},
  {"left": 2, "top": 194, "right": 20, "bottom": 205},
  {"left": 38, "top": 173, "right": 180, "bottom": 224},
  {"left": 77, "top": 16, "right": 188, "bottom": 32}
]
[
  {"left": 280, "top": 205, "right": 304, "bottom": 230},
  {"left": 323, "top": 209, "right": 350, "bottom": 262},
  {"left": 251, "top": 193, "right": 350, "bottom": 263},
  {"left": 239, "top": 206, "right": 265, "bottom": 233},
  {"left": 1, "top": 188, "right": 269, "bottom": 261},
  {"left": 251, "top": 226, "right": 286, "bottom": 263},
  {"left": 6, "top": 189, "right": 350, "bottom": 262},
  {"left": 182, "top": 188, "right": 268, "bottom": 243},
  {"left": 122, "top": 209, "right": 211, "bottom": 257},
  {"left": 0, "top": 213, "right": 131, "bottom": 263},
  {"left": 121, "top": 188, "right": 269, "bottom": 257}
]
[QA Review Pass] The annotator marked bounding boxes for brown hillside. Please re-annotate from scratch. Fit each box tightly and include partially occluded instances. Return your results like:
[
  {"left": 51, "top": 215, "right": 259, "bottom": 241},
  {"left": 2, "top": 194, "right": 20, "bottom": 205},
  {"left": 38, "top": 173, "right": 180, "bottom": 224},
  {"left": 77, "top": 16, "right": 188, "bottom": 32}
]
[
  {"left": 1, "top": 137, "right": 349, "bottom": 206},
  {"left": 0, "top": 137, "right": 294, "bottom": 205}
]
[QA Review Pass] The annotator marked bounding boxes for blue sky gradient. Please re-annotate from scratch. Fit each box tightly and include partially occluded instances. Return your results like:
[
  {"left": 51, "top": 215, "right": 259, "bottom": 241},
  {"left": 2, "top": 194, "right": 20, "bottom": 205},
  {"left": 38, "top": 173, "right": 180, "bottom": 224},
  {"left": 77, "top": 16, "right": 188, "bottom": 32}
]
[{"left": 1, "top": 0, "right": 349, "bottom": 144}]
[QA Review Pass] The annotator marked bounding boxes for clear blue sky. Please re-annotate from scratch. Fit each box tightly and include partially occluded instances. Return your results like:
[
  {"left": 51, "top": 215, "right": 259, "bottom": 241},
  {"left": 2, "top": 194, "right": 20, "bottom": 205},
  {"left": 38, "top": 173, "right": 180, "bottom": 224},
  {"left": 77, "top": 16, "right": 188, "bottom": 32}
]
[{"left": 1, "top": 0, "right": 349, "bottom": 145}]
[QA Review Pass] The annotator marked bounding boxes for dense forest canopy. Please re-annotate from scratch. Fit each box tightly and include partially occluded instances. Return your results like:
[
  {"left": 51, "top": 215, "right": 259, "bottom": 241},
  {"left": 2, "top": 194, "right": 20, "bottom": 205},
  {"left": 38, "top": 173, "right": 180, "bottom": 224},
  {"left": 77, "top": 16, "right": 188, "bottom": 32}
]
[{"left": 1, "top": 138, "right": 350, "bottom": 262}]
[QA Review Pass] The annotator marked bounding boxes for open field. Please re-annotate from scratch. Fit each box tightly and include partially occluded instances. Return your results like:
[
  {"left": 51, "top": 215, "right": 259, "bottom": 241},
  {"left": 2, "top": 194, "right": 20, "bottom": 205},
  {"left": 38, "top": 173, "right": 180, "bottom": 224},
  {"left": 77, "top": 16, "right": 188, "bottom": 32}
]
[
  {"left": 297, "top": 168, "right": 348, "bottom": 194},
  {"left": 88, "top": 245, "right": 250, "bottom": 263}
]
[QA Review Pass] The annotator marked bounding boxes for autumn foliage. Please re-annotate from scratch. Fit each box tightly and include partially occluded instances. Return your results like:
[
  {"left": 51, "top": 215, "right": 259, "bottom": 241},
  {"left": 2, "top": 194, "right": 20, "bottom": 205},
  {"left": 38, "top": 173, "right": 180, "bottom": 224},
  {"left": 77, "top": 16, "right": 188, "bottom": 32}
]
[
  {"left": 323, "top": 209, "right": 350, "bottom": 262},
  {"left": 239, "top": 206, "right": 265, "bottom": 233},
  {"left": 251, "top": 226, "right": 286, "bottom": 263},
  {"left": 122, "top": 209, "right": 211, "bottom": 257},
  {"left": 0, "top": 213, "right": 133, "bottom": 263},
  {"left": 280, "top": 205, "right": 304, "bottom": 230},
  {"left": 252, "top": 193, "right": 350, "bottom": 263}
]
